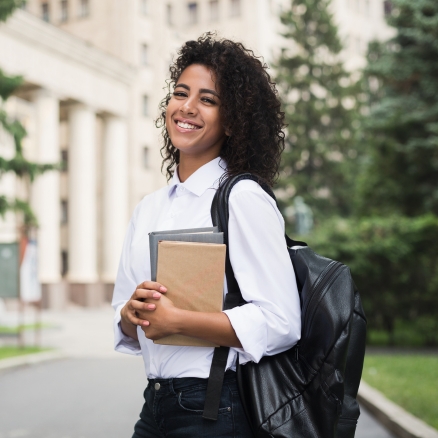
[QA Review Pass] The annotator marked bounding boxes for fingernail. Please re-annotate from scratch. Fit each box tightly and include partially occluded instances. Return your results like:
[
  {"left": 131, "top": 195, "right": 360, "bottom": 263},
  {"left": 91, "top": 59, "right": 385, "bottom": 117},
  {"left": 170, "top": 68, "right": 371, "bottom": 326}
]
[
  {"left": 143, "top": 321, "right": 149, "bottom": 326},
  {"left": 148, "top": 304, "right": 155, "bottom": 309},
  {"left": 153, "top": 292, "right": 161, "bottom": 298},
  {"left": 160, "top": 286, "right": 167, "bottom": 292}
]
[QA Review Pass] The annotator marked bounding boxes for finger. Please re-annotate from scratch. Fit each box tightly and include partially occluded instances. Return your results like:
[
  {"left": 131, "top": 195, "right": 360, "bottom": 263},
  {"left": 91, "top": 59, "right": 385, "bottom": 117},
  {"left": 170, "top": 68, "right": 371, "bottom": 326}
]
[
  {"left": 126, "top": 312, "right": 150, "bottom": 327},
  {"left": 137, "top": 281, "right": 167, "bottom": 293},
  {"left": 133, "top": 289, "right": 162, "bottom": 301},
  {"left": 130, "top": 300, "right": 157, "bottom": 311}
]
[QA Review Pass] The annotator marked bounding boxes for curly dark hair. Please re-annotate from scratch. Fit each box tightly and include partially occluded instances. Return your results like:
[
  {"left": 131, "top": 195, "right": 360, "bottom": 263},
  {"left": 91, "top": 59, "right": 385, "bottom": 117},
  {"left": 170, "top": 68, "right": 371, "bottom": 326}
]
[{"left": 155, "top": 33, "right": 285, "bottom": 187}]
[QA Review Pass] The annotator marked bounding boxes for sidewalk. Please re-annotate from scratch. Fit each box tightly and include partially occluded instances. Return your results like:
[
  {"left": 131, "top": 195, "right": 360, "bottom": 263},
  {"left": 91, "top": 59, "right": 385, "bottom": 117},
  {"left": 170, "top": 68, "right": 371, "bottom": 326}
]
[
  {"left": 0, "top": 302, "right": 122, "bottom": 358},
  {"left": 1, "top": 303, "right": 437, "bottom": 438},
  {"left": 38, "top": 304, "right": 119, "bottom": 357}
]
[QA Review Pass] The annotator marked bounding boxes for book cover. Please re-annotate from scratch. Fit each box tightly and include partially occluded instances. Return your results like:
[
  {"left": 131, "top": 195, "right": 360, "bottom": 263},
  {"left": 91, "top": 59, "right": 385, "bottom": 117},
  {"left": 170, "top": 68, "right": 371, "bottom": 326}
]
[
  {"left": 149, "top": 227, "right": 222, "bottom": 281},
  {"left": 153, "top": 240, "right": 226, "bottom": 347}
]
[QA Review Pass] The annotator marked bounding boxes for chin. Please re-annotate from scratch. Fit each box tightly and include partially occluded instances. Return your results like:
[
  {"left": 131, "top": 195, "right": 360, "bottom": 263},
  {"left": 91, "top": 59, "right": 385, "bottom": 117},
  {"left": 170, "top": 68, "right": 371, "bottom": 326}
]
[{"left": 171, "top": 139, "right": 195, "bottom": 152}]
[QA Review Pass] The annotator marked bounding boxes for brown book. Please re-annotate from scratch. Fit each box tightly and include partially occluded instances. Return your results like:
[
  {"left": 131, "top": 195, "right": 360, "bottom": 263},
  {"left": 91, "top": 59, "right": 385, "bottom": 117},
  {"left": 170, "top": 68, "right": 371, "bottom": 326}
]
[{"left": 153, "top": 240, "right": 226, "bottom": 347}]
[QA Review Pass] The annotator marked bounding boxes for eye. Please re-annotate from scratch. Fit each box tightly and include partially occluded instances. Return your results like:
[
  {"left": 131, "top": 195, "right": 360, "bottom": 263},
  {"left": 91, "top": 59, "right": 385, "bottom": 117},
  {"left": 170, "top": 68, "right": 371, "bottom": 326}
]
[
  {"left": 173, "top": 91, "right": 187, "bottom": 98},
  {"left": 201, "top": 97, "right": 216, "bottom": 105}
]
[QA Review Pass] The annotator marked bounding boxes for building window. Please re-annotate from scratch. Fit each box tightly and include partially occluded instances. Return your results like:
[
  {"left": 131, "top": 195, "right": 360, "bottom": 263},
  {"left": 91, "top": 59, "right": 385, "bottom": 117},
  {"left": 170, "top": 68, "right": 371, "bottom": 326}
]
[
  {"left": 61, "top": 250, "right": 68, "bottom": 277},
  {"left": 61, "top": 200, "right": 68, "bottom": 224},
  {"left": 383, "top": 0, "right": 393, "bottom": 16},
  {"left": 41, "top": 3, "right": 50, "bottom": 21},
  {"left": 142, "top": 95, "right": 149, "bottom": 116},
  {"left": 210, "top": 0, "right": 219, "bottom": 21},
  {"left": 141, "top": 44, "right": 148, "bottom": 65},
  {"left": 141, "top": 0, "right": 148, "bottom": 15},
  {"left": 60, "top": 0, "right": 68, "bottom": 22},
  {"left": 61, "top": 150, "right": 68, "bottom": 171},
  {"left": 79, "top": 0, "right": 89, "bottom": 17},
  {"left": 230, "top": 0, "right": 241, "bottom": 17},
  {"left": 166, "top": 4, "right": 173, "bottom": 25},
  {"left": 188, "top": 2, "right": 198, "bottom": 24},
  {"left": 143, "top": 147, "right": 150, "bottom": 168}
]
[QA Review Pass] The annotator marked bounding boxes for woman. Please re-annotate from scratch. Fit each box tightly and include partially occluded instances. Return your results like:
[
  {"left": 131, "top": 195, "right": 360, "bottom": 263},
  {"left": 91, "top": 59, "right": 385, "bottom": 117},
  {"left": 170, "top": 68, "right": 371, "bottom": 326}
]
[{"left": 112, "top": 34, "right": 301, "bottom": 438}]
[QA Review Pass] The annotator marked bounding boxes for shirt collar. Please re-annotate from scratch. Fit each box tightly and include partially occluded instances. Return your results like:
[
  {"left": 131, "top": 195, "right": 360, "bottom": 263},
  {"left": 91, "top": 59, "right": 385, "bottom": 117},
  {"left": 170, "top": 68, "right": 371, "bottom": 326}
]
[{"left": 168, "top": 157, "right": 227, "bottom": 197}]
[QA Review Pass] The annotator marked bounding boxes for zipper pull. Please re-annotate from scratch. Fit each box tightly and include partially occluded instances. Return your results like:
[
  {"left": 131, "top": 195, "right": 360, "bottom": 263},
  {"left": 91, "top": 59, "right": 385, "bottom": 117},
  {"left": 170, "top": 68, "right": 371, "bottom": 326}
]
[{"left": 294, "top": 343, "right": 300, "bottom": 362}]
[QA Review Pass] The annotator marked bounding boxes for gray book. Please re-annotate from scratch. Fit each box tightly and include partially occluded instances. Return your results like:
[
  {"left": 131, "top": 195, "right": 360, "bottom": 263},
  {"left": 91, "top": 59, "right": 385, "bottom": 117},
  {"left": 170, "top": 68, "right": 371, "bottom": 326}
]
[{"left": 149, "top": 227, "right": 223, "bottom": 281}]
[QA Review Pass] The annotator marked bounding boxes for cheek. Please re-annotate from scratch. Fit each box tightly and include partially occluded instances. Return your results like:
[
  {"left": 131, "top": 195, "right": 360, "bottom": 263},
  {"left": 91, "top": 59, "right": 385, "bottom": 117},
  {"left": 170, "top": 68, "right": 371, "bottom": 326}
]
[
  {"left": 205, "top": 110, "right": 225, "bottom": 137},
  {"left": 166, "top": 97, "right": 179, "bottom": 120},
  {"left": 165, "top": 107, "right": 174, "bottom": 131}
]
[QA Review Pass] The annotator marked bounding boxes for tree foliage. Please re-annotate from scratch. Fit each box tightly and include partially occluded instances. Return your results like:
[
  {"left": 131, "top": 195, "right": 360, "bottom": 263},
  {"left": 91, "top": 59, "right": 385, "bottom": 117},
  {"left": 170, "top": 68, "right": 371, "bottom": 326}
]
[
  {"left": 275, "top": 0, "right": 362, "bottom": 219},
  {"left": 357, "top": 0, "right": 438, "bottom": 216},
  {"left": 0, "top": 0, "right": 25, "bottom": 22},
  {"left": 307, "top": 215, "right": 438, "bottom": 345},
  {"left": 277, "top": 0, "right": 438, "bottom": 346},
  {"left": 0, "top": 0, "right": 56, "bottom": 226}
]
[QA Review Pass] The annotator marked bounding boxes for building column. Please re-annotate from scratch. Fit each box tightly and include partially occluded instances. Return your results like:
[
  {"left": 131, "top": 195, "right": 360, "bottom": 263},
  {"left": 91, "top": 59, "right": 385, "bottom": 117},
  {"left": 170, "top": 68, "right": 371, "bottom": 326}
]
[
  {"left": 102, "top": 116, "right": 129, "bottom": 300},
  {"left": 31, "top": 89, "right": 66, "bottom": 309},
  {"left": 68, "top": 103, "right": 102, "bottom": 306}
]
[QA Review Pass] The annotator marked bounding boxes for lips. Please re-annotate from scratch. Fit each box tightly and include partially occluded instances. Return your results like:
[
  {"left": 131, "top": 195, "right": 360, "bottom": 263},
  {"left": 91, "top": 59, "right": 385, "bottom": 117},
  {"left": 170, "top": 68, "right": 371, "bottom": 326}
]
[{"left": 174, "top": 118, "right": 203, "bottom": 132}]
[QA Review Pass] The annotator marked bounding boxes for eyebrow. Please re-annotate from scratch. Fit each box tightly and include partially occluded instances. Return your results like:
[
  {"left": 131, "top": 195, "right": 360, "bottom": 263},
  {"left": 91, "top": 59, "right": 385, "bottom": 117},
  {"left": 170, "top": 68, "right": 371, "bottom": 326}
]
[{"left": 174, "top": 83, "right": 219, "bottom": 98}]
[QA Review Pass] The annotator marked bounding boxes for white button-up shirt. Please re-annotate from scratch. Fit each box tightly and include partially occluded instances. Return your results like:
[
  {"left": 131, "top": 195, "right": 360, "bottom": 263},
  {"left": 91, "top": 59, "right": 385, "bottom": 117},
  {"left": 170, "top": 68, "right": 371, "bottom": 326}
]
[{"left": 112, "top": 157, "right": 301, "bottom": 379}]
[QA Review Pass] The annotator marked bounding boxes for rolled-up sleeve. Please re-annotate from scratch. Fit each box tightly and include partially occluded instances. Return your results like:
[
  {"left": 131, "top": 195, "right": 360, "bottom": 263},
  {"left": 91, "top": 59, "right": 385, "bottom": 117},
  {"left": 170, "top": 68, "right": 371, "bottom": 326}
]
[
  {"left": 223, "top": 181, "right": 301, "bottom": 364},
  {"left": 112, "top": 219, "right": 142, "bottom": 356}
]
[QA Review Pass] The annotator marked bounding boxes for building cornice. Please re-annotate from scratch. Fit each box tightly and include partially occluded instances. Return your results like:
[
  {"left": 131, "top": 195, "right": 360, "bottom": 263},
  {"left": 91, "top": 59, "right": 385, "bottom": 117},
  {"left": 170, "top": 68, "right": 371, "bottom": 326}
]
[{"left": 0, "top": 9, "right": 135, "bottom": 85}]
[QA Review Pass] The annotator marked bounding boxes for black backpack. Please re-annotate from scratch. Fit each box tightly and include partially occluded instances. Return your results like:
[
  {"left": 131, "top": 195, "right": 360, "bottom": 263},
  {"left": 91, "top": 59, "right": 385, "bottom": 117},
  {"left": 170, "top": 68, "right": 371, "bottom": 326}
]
[{"left": 203, "top": 174, "right": 367, "bottom": 438}]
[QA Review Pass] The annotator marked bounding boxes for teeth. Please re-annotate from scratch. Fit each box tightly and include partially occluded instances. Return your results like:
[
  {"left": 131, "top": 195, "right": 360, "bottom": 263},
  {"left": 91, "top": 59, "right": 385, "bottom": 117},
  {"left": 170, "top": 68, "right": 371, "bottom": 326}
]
[{"left": 177, "top": 121, "right": 199, "bottom": 130}]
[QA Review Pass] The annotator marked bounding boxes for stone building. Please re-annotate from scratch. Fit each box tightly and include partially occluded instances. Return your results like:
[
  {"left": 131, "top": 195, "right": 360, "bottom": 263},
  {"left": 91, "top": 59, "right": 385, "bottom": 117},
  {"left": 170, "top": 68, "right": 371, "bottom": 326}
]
[{"left": 0, "top": 0, "right": 392, "bottom": 307}]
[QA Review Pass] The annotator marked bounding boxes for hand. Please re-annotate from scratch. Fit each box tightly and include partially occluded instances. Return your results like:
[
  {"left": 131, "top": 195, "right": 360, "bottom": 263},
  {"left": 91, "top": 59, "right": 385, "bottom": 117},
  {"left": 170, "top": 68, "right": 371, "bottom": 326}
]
[
  {"left": 120, "top": 281, "right": 167, "bottom": 334},
  {"left": 141, "top": 294, "right": 181, "bottom": 341}
]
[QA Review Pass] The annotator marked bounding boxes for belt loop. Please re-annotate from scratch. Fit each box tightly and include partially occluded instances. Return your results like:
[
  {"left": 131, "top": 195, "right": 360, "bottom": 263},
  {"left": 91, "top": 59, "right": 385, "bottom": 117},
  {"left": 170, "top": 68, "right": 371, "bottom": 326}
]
[{"left": 169, "top": 378, "right": 175, "bottom": 395}]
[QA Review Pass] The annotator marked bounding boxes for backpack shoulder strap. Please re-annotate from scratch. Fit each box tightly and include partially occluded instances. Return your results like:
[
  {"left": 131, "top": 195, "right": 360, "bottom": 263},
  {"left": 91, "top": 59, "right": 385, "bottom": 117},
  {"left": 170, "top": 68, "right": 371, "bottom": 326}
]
[
  {"left": 203, "top": 173, "right": 305, "bottom": 420},
  {"left": 211, "top": 173, "right": 307, "bottom": 249}
]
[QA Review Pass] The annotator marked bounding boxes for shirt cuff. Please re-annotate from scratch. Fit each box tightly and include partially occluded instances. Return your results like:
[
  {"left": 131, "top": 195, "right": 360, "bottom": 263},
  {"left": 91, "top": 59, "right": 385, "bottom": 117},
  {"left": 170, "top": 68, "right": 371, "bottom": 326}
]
[
  {"left": 223, "top": 303, "right": 267, "bottom": 364},
  {"left": 114, "top": 303, "right": 142, "bottom": 356}
]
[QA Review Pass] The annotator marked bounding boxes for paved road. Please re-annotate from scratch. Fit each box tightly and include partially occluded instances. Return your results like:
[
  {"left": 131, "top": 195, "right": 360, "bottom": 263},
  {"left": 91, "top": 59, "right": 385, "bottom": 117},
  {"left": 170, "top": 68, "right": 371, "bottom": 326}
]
[
  {"left": 0, "top": 357, "right": 395, "bottom": 438},
  {"left": 0, "top": 305, "right": 396, "bottom": 437}
]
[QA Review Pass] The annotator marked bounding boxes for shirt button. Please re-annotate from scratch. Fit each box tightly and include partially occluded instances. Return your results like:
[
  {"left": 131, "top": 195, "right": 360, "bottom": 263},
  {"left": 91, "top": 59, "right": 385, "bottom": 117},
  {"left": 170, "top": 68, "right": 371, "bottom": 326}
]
[{"left": 154, "top": 382, "right": 160, "bottom": 391}]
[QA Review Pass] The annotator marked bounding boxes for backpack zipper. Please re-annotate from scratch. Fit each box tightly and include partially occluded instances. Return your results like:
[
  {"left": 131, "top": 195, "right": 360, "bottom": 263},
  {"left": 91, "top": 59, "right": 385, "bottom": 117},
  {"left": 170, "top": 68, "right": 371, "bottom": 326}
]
[
  {"left": 301, "top": 261, "right": 335, "bottom": 318},
  {"left": 303, "top": 261, "right": 344, "bottom": 334}
]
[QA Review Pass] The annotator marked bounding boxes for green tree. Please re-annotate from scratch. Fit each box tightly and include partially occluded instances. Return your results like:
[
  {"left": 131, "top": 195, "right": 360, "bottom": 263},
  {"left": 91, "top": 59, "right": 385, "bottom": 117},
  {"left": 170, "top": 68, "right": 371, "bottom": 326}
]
[
  {"left": 358, "top": 0, "right": 438, "bottom": 216},
  {"left": 308, "top": 215, "right": 438, "bottom": 346},
  {"left": 306, "top": 0, "right": 438, "bottom": 345},
  {"left": 0, "top": 0, "right": 54, "bottom": 227},
  {"left": 275, "top": 0, "right": 362, "bottom": 222},
  {"left": 353, "top": 0, "right": 438, "bottom": 344},
  {"left": 0, "top": 0, "right": 25, "bottom": 21}
]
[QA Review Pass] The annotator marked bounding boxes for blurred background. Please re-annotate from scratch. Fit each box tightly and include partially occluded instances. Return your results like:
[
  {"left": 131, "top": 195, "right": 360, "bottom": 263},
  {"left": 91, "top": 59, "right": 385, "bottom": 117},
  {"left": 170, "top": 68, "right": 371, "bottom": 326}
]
[{"left": 0, "top": 0, "right": 437, "bottom": 437}]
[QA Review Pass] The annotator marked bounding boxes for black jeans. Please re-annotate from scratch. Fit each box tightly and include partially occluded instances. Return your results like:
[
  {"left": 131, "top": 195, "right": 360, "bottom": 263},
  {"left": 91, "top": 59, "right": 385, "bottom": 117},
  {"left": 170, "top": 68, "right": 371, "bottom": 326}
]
[{"left": 132, "top": 371, "right": 253, "bottom": 437}]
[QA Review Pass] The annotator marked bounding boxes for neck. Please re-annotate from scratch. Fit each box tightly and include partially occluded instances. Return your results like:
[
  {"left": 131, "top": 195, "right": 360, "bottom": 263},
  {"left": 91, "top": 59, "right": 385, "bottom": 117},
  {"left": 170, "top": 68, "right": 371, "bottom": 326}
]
[{"left": 177, "top": 151, "right": 220, "bottom": 182}]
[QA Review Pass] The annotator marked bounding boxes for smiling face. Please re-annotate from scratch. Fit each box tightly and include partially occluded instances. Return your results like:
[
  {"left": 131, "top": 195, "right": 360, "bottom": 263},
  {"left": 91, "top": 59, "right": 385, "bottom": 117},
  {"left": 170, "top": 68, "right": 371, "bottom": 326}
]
[{"left": 165, "top": 64, "right": 227, "bottom": 162}]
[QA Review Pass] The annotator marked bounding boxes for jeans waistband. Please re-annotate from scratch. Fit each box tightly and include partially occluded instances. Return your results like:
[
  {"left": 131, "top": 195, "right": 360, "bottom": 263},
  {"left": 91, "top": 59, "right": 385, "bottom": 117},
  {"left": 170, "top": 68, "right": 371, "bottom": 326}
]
[{"left": 147, "top": 370, "right": 236, "bottom": 394}]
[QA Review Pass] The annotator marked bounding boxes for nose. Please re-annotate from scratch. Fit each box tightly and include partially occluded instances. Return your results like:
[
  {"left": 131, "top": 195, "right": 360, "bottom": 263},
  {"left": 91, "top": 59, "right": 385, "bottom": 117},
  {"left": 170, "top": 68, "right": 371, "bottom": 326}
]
[{"left": 179, "top": 96, "right": 197, "bottom": 116}]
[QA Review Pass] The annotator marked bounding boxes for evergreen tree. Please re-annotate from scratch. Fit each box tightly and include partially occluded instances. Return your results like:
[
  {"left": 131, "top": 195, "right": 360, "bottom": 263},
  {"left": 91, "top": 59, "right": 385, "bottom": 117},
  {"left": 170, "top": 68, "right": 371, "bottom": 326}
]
[
  {"left": 0, "top": 0, "right": 55, "bottom": 226},
  {"left": 275, "top": 0, "right": 361, "bottom": 222},
  {"left": 358, "top": 0, "right": 438, "bottom": 216},
  {"left": 0, "top": 0, "right": 25, "bottom": 22},
  {"left": 307, "top": 0, "right": 438, "bottom": 344}
]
